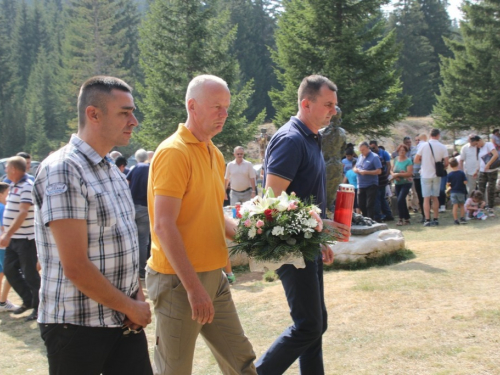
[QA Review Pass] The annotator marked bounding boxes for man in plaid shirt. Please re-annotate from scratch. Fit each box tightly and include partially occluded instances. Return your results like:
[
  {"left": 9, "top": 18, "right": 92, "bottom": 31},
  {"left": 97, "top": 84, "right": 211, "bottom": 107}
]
[{"left": 33, "top": 76, "right": 152, "bottom": 375}]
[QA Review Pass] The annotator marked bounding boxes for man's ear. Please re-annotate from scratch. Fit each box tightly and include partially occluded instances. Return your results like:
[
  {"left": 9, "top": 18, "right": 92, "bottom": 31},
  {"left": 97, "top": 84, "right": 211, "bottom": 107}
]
[
  {"left": 187, "top": 98, "right": 196, "bottom": 114},
  {"left": 300, "top": 98, "right": 309, "bottom": 111},
  {"left": 85, "top": 106, "right": 100, "bottom": 125}
]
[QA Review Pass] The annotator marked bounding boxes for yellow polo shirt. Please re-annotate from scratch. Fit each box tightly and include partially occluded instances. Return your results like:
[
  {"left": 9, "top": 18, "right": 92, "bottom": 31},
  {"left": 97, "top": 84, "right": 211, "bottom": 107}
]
[{"left": 147, "top": 124, "right": 228, "bottom": 274}]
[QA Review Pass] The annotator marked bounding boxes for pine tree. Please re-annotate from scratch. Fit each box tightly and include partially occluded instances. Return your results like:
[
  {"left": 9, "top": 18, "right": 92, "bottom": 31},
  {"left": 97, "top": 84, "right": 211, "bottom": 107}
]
[
  {"left": 388, "top": 0, "right": 436, "bottom": 116},
  {"left": 138, "top": 0, "right": 263, "bottom": 157},
  {"left": 433, "top": 0, "right": 500, "bottom": 135},
  {"left": 224, "top": 0, "right": 277, "bottom": 121},
  {"left": 271, "top": 0, "right": 410, "bottom": 136},
  {"left": 62, "top": 0, "right": 141, "bottom": 129}
]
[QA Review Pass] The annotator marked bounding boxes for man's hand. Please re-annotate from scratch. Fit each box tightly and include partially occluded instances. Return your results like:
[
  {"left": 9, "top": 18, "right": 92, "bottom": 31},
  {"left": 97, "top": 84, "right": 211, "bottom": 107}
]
[
  {"left": 0, "top": 232, "right": 11, "bottom": 248},
  {"left": 323, "top": 218, "right": 350, "bottom": 240},
  {"left": 225, "top": 216, "right": 238, "bottom": 240},
  {"left": 187, "top": 285, "right": 214, "bottom": 325},
  {"left": 123, "top": 281, "right": 150, "bottom": 329},
  {"left": 321, "top": 244, "right": 334, "bottom": 265},
  {"left": 124, "top": 299, "right": 152, "bottom": 328}
]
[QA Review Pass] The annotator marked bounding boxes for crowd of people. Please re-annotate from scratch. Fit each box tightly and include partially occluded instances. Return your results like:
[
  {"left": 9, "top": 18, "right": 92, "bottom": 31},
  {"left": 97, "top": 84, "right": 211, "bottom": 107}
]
[
  {"left": 341, "top": 130, "right": 499, "bottom": 227},
  {"left": 0, "top": 71, "right": 497, "bottom": 375}
]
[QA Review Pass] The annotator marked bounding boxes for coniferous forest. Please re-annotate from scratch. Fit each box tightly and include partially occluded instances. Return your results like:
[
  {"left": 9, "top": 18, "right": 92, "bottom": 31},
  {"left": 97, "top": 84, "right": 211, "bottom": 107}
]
[{"left": 0, "top": 0, "right": 498, "bottom": 160}]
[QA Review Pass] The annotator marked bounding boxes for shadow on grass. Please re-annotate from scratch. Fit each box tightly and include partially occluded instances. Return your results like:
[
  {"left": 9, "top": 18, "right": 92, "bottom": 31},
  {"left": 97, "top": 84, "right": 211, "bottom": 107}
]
[
  {"left": 0, "top": 312, "right": 47, "bottom": 357},
  {"left": 324, "top": 249, "right": 417, "bottom": 272},
  {"left": 389, "top": 261, "right": 446, "bottom": 273}
]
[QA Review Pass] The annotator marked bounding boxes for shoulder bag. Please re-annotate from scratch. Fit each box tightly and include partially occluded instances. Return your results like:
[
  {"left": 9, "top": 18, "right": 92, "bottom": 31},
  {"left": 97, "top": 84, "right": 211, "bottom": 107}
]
[{"left": 429, "top": 143, "right": 447, "bottom": 177}]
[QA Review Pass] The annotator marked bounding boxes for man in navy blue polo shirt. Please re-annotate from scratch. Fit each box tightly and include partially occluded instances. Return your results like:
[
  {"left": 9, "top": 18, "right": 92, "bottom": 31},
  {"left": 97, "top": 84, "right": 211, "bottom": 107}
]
[
  {"left": 258, "top": 75, "right": 349, "bottom": 375},
  {"left": 354, "top": 142, "right": 382, "bottom": 219},
  {"left": 369, "top": 140, "right": 394, "bottom": 222}
]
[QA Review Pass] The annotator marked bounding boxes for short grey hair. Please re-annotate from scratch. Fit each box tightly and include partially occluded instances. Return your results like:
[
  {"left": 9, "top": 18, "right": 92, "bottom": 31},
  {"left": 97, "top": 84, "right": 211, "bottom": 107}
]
[
  {"left": 234, "top": 146, "right": 244, "bottom": 153},
  {"left": 110, "top": 151, "right": 122, "bottom": 160},
  {"left": 135, "top": 148, "right": 148, "bottom": 163},
  {"left": 185, "top": 75, "right": 228, "bottom": 112},
  {"left": 358, "top": 141, "right": 370, "bottom": 149}
]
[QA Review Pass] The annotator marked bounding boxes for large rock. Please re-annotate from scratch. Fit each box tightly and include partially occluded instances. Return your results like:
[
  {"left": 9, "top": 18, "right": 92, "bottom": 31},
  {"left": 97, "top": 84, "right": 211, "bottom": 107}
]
[
  {"left": 332, "top": 229, "right": 405, "bottom": 263},
  {"left": 351, "top": 222, "right": 388, "bottom": 235}
]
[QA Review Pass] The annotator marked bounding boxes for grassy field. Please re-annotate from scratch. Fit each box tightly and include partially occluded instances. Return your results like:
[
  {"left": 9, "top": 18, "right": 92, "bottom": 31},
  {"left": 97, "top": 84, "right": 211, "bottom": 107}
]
[{"left": 1, "top": 207, "right": 499, "bottom": 374}]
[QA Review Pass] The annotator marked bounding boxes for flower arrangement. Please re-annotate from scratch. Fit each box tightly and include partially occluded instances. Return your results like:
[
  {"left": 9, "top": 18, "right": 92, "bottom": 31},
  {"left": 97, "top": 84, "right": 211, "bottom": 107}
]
[{"left": 230, "top": 188, "right": 338, "bottom": 262}]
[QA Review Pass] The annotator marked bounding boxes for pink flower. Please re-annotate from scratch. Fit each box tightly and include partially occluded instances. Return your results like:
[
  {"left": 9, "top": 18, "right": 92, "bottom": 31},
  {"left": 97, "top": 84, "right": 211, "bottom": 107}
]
[
  {"left": 244, "top": 219, "right": 252, "bottom": 228},
  {"left": 309, "top": 210, "right": 323, "bottom": 232},
  {"left": 256, "top": 220, "right": 264, "bottom": 228},
  {"left": 287, "top": 201, "right": 298, "bottom": 211},
  {"left": 257, "top": 228, "right": 263, "bottom": 234}
]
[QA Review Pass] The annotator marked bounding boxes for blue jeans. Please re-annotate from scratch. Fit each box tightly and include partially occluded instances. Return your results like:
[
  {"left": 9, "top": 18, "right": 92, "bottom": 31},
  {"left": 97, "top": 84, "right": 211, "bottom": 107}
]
[
  {"left": 134, "top": 205, "right": 150, "bottom": 278},
  {"left": 256, "top": 255, "right": 326, "bottom": 375},
  {"left": 395, "top": 183, "right": 412, "bottom": 220},
  {"left": 374, "top": 185, "right": 393, "bottom": 220}
]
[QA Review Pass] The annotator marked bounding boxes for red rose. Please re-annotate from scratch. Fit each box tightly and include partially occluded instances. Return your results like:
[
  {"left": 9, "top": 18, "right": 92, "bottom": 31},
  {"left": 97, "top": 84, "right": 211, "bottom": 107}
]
[{"left": 264, "top": 209, "right": 274, "bottom": 222}]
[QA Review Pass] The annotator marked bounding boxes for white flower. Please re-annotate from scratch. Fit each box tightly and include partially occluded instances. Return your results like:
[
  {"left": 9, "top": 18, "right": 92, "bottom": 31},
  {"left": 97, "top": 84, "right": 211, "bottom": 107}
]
[
  {"left": 304, "top": 232, "right": 312, "bottom": 239},
  {"left": 301, "top": 218, "right": 318, "bottom": 228},
  {"left": 272, "top": 226, "right": 285, "bottom": 236},
  {"left": 248, "top": 227, "right": 257, "bottom": 239}
]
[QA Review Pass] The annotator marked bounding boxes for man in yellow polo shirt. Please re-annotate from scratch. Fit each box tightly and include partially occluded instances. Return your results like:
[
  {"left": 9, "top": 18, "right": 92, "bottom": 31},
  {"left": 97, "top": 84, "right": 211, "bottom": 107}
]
[{"left": 146, "top": 75, "right": 256, "bottom": 375}]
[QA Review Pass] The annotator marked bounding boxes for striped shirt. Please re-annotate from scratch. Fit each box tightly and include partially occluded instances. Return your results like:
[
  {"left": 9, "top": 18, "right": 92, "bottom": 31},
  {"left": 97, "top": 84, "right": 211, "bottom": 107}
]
[
  {"left": 3, "top": 175, "right": 34, "bottom": 239},
  {"left": 33, "top": 135, "right": 139, "bottom": 327}
]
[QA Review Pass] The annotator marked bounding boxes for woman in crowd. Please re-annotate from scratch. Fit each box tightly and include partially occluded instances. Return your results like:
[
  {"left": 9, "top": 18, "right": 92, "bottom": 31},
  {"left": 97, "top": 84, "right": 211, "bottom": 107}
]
[{"left": 392, "top": 144, "right": 414, "bottom": 226}]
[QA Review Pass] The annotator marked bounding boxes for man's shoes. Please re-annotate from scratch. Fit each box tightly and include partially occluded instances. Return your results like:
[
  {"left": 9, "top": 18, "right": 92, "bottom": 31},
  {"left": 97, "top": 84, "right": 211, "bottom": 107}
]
[
  {"left": 423, "top": 220, "right": 431, "bottom": 227},
  {"left": 13, "top": 305, "right": 30, "bottom": 315},
  {"left": 439, "top": 205, "right": 446, "bottom": 213},
  {"left": 454, "top": 220, "right": 460, "bottom": 225},
  {"left": 0, "top": 300, "right": 20, "bottom": 312},
  {"left": 25, "top": 310, "right": 38, "bottom": 322},
  {"left": 432, "top": 219, "right": 439, "bottom": 226},
  {"left": 384, "top": 216, "right": 395, "bottom": 221},
  {"left": 460, "top": 217, "right": 468, "bottom": 224},
  {"left": 488, "top": 208, "right": 495, "bottom": 217}
]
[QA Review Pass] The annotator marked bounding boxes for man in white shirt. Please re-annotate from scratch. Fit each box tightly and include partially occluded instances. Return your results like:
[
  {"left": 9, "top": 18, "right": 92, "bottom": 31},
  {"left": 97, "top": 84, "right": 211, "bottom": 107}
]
[
  {"left": 460, "top": 134, "right": 480, "bottom": 194},
  {"left": 225, "top": 146, "right": 256, "bottom": 205},
  {"left": 476, "top": 136, "right": 499, "bottom": 215},
  {"left": 415, "top": 129, "right": 449, "bottom": 227}
]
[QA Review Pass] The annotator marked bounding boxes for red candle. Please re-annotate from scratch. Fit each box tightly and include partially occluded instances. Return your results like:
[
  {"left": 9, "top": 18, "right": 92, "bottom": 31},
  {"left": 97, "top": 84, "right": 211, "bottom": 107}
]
[{"left": 333, "top": 184, "right": 355, "bottom": 242}]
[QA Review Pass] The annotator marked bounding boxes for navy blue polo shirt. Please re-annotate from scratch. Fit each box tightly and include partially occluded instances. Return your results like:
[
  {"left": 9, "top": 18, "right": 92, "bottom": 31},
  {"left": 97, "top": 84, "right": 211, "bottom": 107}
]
[
  {"left": 356, "top": 151, "right": 382, "bottom": 188},
  {"left": 126, "top": 162, "right": 150, "bottom": 206},
  {"left": 263, "top": 116, "right": 327, "bottom": 217}
]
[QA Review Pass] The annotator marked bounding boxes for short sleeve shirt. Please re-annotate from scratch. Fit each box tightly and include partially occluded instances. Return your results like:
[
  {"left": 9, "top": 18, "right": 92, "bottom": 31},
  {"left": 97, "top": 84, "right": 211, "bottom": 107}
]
[
  {"left": 393, "top": 158, "right": 413, "bottom": 185},
  {"left": 33, "top": 134, "right": 139, "bottom": 327},
  {"left": 345, "top": 169, "right": 358, "bottom": 188},
  {"left": 355, "top": 152, "right": 382, "bottom": 188},
  {"left": 263, "top": 116, "right": 327, "bottom": 217},
  {"left": 460, "top": 143, "right": 479, "bottom": 175},
  {"left": 478, "top": 142, "right": 496, "bottom": 173},
  {"left": 147, "top": 124, "right": 227, "bottom": 274},
  {"left": 417, "top": 139, "right": 448, "bottom": 178},
  {"left": 447, "top": 170, "right": 467, "bottom": 194},
  {"left": 3, "top": 175, "right": 34, "bottom": 239},
  {"left": 224, "top": 159, "right": 256, "bottom": 191}
]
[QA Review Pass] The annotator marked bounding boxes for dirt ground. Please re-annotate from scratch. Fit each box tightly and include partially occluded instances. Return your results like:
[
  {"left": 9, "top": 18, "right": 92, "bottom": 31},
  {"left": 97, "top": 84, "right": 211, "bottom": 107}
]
[{"left": 1, "top": 209, "right": 499, "bottom": 374}]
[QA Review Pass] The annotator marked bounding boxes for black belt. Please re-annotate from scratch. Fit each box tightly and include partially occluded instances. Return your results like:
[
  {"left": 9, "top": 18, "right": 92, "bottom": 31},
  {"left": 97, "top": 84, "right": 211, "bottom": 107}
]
[{"left": 231, "top": 187, "right": 252, "bottom": 193}]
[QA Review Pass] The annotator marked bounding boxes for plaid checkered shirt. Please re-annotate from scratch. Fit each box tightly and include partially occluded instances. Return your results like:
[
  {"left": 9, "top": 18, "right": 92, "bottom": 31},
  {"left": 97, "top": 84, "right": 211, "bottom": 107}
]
[{"left": 33, "top": 135, "right": 140, "bottom": 327}]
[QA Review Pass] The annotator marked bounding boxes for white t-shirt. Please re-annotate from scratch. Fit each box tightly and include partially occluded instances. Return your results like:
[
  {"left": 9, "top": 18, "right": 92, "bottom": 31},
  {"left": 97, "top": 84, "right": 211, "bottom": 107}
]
[
  {"left": 417, "top": 139, "right": 448, "bottom": 179},
  {"left": 478, "top": 141, "right": 496, "bottom": 173},
  {"left": 225, "top": 159, "right": 256, "bottom": 191},
  {"left": 460, "top": 143, "right": 479, "bottom": 175}
]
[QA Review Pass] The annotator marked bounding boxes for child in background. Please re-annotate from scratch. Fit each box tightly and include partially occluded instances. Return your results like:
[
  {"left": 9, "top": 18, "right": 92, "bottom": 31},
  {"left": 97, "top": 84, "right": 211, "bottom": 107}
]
[
  {"left": 343, "top": 160, "right": 361, "bottom": 214},
  {"left": 446, "top": 157, "right": 468, "bottom": 225},
  {"left": 465, "top": 190, "right": 487, "bottom": 220},
  {"left": 0, "top": 182, "right": 19, "bottom": 312}
]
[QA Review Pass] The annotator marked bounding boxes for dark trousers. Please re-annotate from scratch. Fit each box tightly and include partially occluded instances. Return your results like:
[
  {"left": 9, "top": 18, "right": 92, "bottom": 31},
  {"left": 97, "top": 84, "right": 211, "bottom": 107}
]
[
  {"left": 256, "top": 256, "right": 326, "bottom": 375},
  {"left": 358, "top": 184, "right": 378, "bottom": 219},
  {"left": 4, "top": 238, "right": 40, "bottom": 309},
  {"left": 134, "top": 204, "right": 150, "bottom": 278},
  {"left": 39, "top": 323, "right": 153, "bottom": 375},
  {"left": 395, "top": 183, "right": 412, "bottom": 220},
  {"left": 439, "top": 174, "right": 448, "bottom": 206},
  {"left": 374, "top": 184, "right": 393, "bottom": 220},
  {"left": 413, "top": 178, "right": 424, "bottom": 216},
  {"left": 478, "top": 170, "right": 498, "bottom": 208}
]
